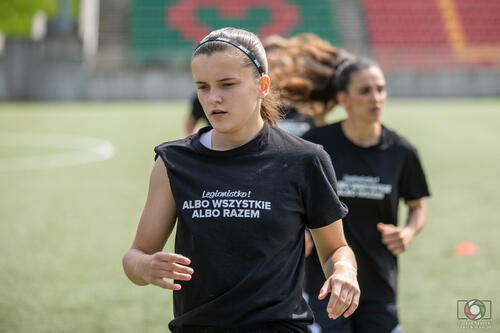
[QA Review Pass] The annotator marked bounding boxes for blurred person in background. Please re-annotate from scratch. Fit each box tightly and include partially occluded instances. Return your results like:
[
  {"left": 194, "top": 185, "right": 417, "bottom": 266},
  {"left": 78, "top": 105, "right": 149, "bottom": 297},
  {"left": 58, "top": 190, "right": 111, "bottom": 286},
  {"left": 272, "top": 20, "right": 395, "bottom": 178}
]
[
  {"left": 265, "top": 34, "right": 350, "bottom": 138},
  {"left": 123, "top": 27, "right": 360, "bottom": 332},
  {"left": 303, "top": 57, "right": 430, "bottom": 333},
  {"left": 185, "top": 93, "right": 209, "bottom": 135}
]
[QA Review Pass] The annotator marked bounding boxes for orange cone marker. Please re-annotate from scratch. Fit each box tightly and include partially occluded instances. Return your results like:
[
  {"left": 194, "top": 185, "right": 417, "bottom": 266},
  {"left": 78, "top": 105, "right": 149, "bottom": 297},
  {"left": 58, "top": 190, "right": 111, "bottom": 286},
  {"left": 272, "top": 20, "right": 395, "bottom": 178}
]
[{"left": 455, "top": 241, "right": 478, "bottom": 256}]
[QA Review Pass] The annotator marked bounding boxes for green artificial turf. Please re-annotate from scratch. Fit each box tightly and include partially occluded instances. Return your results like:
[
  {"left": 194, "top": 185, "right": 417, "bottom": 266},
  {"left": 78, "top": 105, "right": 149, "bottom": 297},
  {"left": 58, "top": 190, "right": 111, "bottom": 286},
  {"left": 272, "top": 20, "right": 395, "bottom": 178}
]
[{"left": 0, "top": 99, "right": 498, "bottom": 332}]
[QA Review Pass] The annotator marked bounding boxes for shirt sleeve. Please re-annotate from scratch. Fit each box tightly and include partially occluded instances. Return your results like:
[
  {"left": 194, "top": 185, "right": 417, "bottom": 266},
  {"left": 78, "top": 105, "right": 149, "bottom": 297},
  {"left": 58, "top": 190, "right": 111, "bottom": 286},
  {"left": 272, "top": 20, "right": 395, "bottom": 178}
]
[
  {"left": 304, "top": 146, "right": 349, "bottom": 229},
  {"left": 399, "top": 146, "right": 431, "bottom": 201}
]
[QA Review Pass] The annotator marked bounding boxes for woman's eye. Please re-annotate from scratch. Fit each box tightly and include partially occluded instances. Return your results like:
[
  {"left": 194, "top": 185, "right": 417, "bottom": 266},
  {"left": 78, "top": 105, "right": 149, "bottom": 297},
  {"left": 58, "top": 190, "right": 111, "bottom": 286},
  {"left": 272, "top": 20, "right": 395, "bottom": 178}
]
[
  {"left": 360, "top": 87, "right": 370, "bottom": 95},
  {"left": 222, "top": 83, "right": 234, "bottom": 87}
]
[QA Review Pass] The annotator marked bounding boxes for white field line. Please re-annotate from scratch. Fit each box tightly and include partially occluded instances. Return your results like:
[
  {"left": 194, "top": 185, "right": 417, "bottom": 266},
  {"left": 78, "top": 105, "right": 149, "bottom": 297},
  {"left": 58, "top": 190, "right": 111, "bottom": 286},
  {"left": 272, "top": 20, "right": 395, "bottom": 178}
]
[{"left": 0, "top": 132, "right": 115, "bottom": 171}]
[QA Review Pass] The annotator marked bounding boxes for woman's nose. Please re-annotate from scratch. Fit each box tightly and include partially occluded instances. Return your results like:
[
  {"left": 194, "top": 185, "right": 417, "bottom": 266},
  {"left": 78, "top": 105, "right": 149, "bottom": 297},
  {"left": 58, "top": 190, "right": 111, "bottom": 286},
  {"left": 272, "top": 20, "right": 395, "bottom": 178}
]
[
  {"left": 371, "top": 90, "right": 384, "bottom": 103},
  {"left": 208, "top": 89, "right": 222, "bottom": 105}
]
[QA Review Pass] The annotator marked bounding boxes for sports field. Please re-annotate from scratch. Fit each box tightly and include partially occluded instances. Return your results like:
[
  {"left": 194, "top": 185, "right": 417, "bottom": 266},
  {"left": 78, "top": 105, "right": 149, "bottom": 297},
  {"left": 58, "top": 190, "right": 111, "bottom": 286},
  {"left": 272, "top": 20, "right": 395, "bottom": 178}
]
[{"left": 0, "top": 99, "right": 499, "bottom": 332}]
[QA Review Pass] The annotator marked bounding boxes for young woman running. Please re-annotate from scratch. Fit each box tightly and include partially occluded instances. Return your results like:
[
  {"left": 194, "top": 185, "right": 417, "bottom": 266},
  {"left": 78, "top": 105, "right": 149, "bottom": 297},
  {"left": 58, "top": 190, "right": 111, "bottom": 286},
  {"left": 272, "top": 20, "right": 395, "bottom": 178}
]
[
  {"left": 303, "top": 57, "right": 430, "bottom": 332},
  {"left": 123, "top": 27, "right": 360, "bottom": 332}
]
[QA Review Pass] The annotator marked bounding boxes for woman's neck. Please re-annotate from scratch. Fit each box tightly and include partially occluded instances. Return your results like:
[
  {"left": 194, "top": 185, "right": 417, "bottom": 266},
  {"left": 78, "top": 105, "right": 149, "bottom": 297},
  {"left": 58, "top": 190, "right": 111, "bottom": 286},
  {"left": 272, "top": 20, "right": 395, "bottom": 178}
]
[
  {"left": 341, "top": 118, "right": 382, "bottom": 148},
  {"left": 211, "top": 117, "right": 265, "bottom": 151}
]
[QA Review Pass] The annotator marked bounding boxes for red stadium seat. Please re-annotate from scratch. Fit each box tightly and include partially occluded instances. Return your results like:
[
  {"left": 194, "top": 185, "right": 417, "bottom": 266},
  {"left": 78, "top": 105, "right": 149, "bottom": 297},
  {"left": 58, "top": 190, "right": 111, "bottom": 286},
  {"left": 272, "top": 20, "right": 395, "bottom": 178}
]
[{"left": 362, "top": 0, "right": 500, "bottom": 70}]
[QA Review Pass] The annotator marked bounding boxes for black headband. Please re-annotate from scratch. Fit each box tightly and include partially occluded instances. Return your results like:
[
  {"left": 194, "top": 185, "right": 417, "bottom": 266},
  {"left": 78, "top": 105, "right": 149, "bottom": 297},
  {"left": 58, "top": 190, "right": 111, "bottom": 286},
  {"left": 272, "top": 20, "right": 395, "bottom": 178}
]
[{"left": 195, "top": 37, "right": 265, "bottom": 76}]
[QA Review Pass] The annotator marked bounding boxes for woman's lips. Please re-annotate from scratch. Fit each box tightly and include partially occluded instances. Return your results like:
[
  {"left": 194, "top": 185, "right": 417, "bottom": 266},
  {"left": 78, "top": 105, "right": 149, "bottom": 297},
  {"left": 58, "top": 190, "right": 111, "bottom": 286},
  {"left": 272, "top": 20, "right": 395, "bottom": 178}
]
[{"left": 211, "top": 110, "right": 227, "bottom": 118}]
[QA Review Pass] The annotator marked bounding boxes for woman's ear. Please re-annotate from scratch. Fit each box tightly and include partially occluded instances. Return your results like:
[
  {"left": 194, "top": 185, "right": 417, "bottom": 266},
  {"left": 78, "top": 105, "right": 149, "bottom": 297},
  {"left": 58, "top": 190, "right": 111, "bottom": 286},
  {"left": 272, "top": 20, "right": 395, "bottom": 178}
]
[{"left": 258, "top": 75, "right": 271, "bottom": 98}]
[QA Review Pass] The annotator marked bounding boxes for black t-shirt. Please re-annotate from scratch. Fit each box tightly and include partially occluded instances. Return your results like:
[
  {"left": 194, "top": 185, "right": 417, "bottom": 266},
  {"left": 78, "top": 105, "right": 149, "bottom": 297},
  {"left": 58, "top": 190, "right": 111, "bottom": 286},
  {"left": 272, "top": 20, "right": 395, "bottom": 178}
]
[
  {"left": 154, "top": 123, "right": 348, "bottom": 331},
  {"left": 303, "top": 122, "right": 430, "bottom": 303}
]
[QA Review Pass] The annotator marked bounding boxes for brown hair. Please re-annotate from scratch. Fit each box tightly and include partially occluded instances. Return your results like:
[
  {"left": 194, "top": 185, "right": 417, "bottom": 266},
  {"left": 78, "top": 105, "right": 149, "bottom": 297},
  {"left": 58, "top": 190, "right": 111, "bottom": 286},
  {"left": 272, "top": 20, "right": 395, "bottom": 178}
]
[
  {"left": 335, "top": 57, "right": 380, "bottom": 94},
  {"left": 193, "top": 27, "right": 281, "bottom": 126},
  {"left": 264, "top": 33, "right": 351, "bottom": 125}
]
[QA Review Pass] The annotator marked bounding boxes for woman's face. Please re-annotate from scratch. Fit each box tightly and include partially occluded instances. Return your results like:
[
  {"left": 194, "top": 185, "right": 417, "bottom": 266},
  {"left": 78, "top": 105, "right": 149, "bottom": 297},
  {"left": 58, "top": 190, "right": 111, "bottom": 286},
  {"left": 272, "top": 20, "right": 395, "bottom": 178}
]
[
  {"left": 338, "top": 66, "right": 387, "bottom": 124},
  {"left": 191, "top": 50, "right": 267, "bottom": 135}
]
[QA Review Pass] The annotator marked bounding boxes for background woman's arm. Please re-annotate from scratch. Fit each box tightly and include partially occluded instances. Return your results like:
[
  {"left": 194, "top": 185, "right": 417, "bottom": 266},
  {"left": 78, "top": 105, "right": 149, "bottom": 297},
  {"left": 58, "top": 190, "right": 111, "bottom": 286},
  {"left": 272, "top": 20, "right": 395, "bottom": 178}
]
[{"left": 377, "top": 199, "right": 427, "bottom": 256}]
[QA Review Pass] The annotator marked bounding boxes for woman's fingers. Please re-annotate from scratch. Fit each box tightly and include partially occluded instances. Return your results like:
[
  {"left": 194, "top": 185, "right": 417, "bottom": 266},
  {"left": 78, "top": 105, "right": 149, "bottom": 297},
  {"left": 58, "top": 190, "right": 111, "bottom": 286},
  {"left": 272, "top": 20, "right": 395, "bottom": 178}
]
[
  {"left": 158, "top": 269, "right": 193, "bottom": 281},
  {"left": 152, "top": 260, "right": 194, "bottom": 275},
  {"left": 326, "top": 281, "right": 343, "bottom": 318},
  {"left": 343, "top": 289, "right": 354, "bottom": 312},
  {"left": 321, "top": 270, "right": 360, "bottom": 319},
  {"left": 343, "top": 290, "right": 360, "bottom": 318},
  {"left": 151, "top": 278, "right": 181, "bottom": 290},
  {"left": 318, "top": 280, "right": 331, "bottom": 300},
  {"left": 154, "top": 252, "right": 191, "bottom": 266},
  {"left": 146, "top": 252, "right": 194, "bottom": 290},
  {"left": 391, "top": 247, "right": 405, "bottom": 256},
  {"left": 170, "top": 262, "right": 195, "bottom": 274},
  {"left": 328, "top": 284, "right": 354, "bottom": 319}
]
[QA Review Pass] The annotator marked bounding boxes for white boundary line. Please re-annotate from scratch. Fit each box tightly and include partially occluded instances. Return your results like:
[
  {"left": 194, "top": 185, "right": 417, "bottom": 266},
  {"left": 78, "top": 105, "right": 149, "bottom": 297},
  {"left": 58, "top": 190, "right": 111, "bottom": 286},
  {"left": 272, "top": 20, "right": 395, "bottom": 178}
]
[{"left": 0, "top": 132, "right": 115, "bottom": 172}]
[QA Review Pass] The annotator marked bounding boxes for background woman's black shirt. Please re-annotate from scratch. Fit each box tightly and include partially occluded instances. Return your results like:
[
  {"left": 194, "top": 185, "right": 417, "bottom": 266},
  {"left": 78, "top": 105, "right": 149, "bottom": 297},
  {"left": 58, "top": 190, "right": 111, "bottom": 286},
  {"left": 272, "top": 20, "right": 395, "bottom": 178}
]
[{"left": 303, "top": 121, "right": 430, "bottom": 303}]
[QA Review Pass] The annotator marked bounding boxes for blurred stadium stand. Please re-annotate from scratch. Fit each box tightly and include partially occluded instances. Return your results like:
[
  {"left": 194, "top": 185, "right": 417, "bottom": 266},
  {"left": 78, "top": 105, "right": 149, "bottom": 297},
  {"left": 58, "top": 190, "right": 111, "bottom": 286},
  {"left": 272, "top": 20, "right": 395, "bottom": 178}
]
[
  {"left": 128, "top": 0, "right": 341, "bottom": 64},
  {"left": 363, "top": 0, "right": 500, "bottom": 70},
  {"left": 0, "top": 0, "right": 499, "bottom": 100}
]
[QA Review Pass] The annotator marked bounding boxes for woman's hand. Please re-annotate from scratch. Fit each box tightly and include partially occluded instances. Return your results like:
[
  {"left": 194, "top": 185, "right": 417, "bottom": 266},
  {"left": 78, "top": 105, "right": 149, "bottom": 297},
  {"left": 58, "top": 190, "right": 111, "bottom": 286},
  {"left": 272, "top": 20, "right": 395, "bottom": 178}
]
[
  {"left": 310, "top": 220, "right": 360, "bottom": 319},
  {"left": 377, "top": 199, "right": 427, "bottom": 256},
  {"left": 377, "top": 223, "right": 414, "bottom": 256},
  {"left": 123, "top": 159, "right": 190, "bottom": 289},
  {"left": 318, "top": 263, "right": 360, "bottom": 319},
  {"left": 139, "top": 252, "right": 194, "bottom": 290}
]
